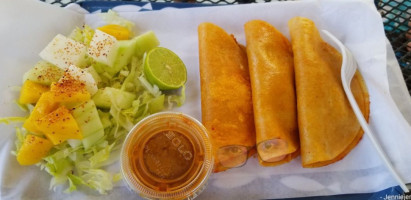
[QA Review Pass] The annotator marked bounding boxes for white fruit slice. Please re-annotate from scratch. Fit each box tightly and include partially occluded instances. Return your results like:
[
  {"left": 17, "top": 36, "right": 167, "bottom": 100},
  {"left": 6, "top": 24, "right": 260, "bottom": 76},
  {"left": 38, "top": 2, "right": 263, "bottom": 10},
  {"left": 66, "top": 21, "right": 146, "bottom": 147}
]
[
  {"left": 59, "top": 65, "right": 98, "bottom": 95},
  {"left": 66, "top": 65, "right": 98, "bottom": 95},
  {"left": 87, "top": 30, "right": 119, "bottom": 67},
  {"left": 39, "top": 34, "right": 87, "bottom": 70}
]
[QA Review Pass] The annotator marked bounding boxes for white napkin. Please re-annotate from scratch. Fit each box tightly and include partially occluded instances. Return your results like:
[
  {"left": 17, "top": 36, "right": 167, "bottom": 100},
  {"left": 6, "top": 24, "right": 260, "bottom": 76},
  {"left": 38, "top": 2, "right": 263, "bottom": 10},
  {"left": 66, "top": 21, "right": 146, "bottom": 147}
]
[{"left": 0, "top": 0, "right": 410, "bottom": 199}]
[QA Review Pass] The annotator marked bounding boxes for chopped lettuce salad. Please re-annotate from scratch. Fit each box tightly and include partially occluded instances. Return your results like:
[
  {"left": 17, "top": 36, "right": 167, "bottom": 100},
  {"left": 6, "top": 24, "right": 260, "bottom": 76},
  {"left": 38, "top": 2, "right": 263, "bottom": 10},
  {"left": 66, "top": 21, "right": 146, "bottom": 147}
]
[{"left": 2, "top": 11, "right": 185, "bottom": 194}]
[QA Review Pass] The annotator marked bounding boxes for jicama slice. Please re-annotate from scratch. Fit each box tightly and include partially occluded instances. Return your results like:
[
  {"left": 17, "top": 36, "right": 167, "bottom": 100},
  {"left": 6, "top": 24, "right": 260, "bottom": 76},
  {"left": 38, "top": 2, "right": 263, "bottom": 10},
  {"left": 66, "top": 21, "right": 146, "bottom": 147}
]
[
  {"left": 39, "top": 34, "right": 87, "bottom": 70},
  {"left": 88, "top": 30, "right": 119, "bottom": 67}
]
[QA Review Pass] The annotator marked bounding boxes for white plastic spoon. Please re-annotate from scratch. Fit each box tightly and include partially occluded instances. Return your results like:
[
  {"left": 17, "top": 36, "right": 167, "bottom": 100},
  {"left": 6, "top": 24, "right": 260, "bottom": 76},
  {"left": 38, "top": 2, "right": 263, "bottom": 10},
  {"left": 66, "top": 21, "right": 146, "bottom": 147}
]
[{"left": 322, "top": 30, "right": 409, "bottom": 193}]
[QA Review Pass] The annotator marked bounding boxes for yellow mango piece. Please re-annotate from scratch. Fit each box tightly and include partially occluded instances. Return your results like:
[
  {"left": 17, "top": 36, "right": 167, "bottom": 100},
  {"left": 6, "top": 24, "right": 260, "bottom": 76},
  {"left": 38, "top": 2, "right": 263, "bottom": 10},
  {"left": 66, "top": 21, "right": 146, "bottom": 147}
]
[
  {"left": 19, "top": 80, "right": 49, "bottom": 104},
  {"left": 17, "top": 135, "right": 53, "bottom": 165},
  {"left": 37, "top": 106, "right": 82, "bottom": 145},
  {"left": 50, "top": 77, "right": 90, "bottom": 105},
  {"left": 97, "top": 24, "right": 131, "bottom": 40},
  {"left": 23, "top": 92, "right": 59, "bottom": 134}
]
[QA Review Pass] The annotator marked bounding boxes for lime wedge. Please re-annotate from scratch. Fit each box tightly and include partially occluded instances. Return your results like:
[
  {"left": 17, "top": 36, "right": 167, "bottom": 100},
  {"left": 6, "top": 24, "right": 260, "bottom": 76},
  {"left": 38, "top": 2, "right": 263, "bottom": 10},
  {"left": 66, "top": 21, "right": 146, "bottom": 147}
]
[{"left": 143, "top": 47, "right": 187, "bottom": 90}]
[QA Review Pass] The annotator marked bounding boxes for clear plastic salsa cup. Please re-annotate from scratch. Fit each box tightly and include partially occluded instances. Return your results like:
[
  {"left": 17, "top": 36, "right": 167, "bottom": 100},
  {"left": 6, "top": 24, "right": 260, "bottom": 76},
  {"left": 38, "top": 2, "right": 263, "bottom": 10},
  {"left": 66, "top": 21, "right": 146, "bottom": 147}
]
[{"left": 121, "top": 112, "right": 213, "bottom": 200}]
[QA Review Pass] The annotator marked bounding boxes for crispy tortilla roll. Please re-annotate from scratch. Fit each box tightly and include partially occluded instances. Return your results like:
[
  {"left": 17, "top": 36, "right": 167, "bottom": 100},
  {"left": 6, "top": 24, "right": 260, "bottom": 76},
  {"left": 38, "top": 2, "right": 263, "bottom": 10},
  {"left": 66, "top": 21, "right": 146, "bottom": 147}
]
[
  {"left": 288, "top": 17, "right": 370, "bottom": 168},
  {"left": 244, "top": 20, "right": 299, "bottom": 167},
  {"left": 198, "top": 22, "right": 256, "bottom": 172}
]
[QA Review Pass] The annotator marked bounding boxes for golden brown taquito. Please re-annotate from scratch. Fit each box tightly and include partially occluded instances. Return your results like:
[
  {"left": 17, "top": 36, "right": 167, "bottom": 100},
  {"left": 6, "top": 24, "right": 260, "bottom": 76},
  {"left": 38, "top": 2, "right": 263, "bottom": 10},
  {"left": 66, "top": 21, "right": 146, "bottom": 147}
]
[
  {"left": 288, "top": 17, "right": 370, "bottom": 168},
  {"left": 198, "top": 22, "right": 256, "bottom": 172},
  {"left": 244, "top": 20, "right": 299, "bottom": 167}
]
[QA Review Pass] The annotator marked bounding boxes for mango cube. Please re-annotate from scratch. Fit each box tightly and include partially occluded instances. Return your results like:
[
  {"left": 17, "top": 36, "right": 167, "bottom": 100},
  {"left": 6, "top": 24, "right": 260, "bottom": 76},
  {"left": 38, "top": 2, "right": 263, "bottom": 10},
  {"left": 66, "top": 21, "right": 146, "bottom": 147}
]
[
  {"left": 97, "top": 24, "right": 131, "bottom": 40},
  {"left": 17, "top": 135, "right": 53, "bottom": 165},
  {"left": 37, "top": 106, "right": 82, "bottom": 145},
  {"left": 50, "top": 77, "right": 91, "bottom": 105},
  {"left": 23, "top": 92, "right": 59, "bottom": 134},
  {"left": 19, "top": 80, "right": 49, "bottom": 104}
]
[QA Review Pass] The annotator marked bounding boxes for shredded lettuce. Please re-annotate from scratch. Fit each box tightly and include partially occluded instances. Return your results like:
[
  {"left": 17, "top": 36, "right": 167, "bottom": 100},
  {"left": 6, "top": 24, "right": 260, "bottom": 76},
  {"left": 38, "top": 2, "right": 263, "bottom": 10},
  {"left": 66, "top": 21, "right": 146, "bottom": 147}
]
[
  {"left": 138, "top": 76, "right": 161, "bottom": 97},
  {"left": 69, "top": 25, "right": 95, "bottom": 68},
  {"left": 39, "top": 138, "right": 120, "bottom": 194},
  {"left": 167, "top": 85, "right": 186, "bottom": 108},
  {"left": 0, "top": 117, "right": 26, "bottom": 125},
  {"left": 15, "top": 101, "right": 29, "bottom": 112},
  {"left": 82, "top": 169, "right": 114, "bottom": 194},
  {"left": 69, "top": 25, "right": 95, "bottom": 46},
  {"left": 12, "top": 127, "right": 27, "bottom": 156}
]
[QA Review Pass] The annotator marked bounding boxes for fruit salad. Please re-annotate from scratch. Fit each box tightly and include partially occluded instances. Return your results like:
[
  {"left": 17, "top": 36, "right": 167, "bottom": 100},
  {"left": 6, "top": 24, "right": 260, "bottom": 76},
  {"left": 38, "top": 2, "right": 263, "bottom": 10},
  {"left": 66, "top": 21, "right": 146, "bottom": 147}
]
[{"left": 2, "top": 11, "right": 186, "bottom": 194}]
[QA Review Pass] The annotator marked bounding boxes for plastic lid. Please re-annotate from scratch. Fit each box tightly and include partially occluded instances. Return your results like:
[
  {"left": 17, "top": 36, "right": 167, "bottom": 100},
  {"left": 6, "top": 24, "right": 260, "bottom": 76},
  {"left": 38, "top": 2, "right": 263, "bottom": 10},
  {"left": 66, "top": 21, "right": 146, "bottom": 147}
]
[{"left": 121, "top": 112, "right": 213, "bottom": 200}]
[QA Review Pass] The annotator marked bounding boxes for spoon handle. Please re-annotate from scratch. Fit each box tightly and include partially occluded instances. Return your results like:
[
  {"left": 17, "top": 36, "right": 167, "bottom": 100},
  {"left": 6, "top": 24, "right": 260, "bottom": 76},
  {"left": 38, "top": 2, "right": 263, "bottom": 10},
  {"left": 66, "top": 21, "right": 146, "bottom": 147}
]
[
  {"left": 346, "top": 86, "right": 409, "bottom": 193},
  {"left": 322, "top": 30, "right": 409, "bottom": 193}
]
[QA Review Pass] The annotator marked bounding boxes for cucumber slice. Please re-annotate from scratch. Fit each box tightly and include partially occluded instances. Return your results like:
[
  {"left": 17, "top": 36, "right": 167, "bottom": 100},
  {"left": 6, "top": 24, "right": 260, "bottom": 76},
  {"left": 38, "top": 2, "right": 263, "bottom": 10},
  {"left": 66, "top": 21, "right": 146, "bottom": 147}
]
[
  {"left": 98, "top": 110, "right": 112, "bottom": 129},
  {"left": 67, "top": 139, "right": 82, "bottom": 148},
  {"left": 149, "top": 94, "right": 165, "bottom": 113},
  {"left": 134, "top": 31, "right": 160, "bottom": 57},
  {"left": 72, "top": 100, "right": 96, "bottom": 117},
  {"left": 92, "top": 88, "right": 136, "bottom": 109},
  {"left": 111, "top": 40, "right": 139, "bottom": 75},
  {"left": 78, "top": 117, "right": 104, "bottom": 138},
  {"left": 23, "top": 60, "right": 64, "bottom": 85},
  {"left": 97, "top": 31, "right": 159, "bottom": 77},
  {"left": 92, "top": 89, "right": 111, "bottom": 109},
  {"left": 82, "top": 129, "right": 104, "bottom": 150},
  {"left": 72, "top": 101, "right": 104, "bottom": 146}
]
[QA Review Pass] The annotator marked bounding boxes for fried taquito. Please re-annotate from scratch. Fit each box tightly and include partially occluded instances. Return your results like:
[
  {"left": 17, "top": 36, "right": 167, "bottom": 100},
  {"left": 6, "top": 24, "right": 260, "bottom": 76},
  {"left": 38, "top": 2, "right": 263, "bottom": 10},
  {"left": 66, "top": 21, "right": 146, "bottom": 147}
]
[
  {"left": 244, "top": 20, "right": 299, "bottom": 167},
  {"left": 288, "top": 17, "right": 370, "bottom": 168},
  {"left": 198, "top": 22, "right": 256, "bottom": 172}
]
